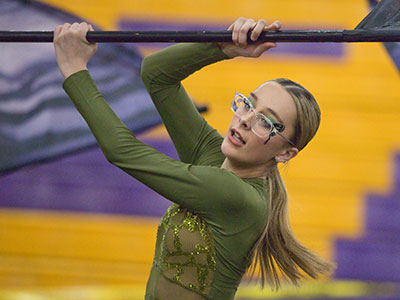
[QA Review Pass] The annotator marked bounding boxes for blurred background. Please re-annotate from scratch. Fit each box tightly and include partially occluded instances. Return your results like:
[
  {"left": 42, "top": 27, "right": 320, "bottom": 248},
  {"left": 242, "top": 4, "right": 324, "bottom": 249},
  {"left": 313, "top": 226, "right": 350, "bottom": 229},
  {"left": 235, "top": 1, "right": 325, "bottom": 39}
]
[{"left": 1, "top": 0, "right": 400, "bottom": 299}]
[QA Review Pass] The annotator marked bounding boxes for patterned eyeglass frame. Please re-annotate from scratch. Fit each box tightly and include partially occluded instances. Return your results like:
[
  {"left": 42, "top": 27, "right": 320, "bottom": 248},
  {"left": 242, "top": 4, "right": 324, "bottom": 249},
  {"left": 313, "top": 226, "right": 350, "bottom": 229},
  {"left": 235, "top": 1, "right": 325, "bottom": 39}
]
[{"left": 231, "top": 92, "right": 297, "bottom": 147}]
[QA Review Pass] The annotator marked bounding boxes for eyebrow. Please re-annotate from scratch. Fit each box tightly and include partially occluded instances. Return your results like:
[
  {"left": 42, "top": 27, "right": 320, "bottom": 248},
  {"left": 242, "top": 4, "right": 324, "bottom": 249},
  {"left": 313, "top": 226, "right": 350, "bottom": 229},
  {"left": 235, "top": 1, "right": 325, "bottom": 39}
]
[{"left": 250, "top": 92, "right": 285, "bottom": 124}]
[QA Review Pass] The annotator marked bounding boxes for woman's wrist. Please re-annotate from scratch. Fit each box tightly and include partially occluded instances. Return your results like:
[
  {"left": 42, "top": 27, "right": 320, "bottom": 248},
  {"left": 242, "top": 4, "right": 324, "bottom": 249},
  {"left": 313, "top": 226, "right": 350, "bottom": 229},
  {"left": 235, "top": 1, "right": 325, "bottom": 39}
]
[
  {"left": 59, "top": 63, "right": 88, "bottom": 79},
  {"left": 215, "top": 42, "right": 238, "bottom": 58}
]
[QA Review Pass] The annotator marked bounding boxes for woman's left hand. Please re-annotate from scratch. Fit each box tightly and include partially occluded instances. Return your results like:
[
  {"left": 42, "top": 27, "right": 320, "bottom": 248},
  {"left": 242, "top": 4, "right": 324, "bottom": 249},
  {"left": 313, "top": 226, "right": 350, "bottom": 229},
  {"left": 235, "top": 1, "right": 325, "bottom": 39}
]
[
  {"left": 53, "top": 22, "right": 98, "bottom": 79},
  {"left": 217, "top": 18, "right": 281, "bottom": 58}
]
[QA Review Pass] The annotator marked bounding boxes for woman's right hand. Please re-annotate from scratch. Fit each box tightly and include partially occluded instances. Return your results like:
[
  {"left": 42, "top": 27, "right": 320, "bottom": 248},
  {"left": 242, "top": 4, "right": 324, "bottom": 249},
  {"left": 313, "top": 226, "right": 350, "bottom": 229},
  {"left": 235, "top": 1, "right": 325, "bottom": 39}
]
[
  {"left": 53, "top": 22, "right": 98, "bottom": 79},
  {"left": 217, "top": 18, "right": 281, "bottom": 58}
]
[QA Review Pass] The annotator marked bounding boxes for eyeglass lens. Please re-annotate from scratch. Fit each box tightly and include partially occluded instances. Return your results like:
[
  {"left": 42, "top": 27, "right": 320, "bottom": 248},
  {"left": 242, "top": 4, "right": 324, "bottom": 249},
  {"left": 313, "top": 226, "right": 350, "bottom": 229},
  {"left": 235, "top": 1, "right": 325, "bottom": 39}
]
[{"left": 232, "top": 94, "right": 273, "bottom": 137}]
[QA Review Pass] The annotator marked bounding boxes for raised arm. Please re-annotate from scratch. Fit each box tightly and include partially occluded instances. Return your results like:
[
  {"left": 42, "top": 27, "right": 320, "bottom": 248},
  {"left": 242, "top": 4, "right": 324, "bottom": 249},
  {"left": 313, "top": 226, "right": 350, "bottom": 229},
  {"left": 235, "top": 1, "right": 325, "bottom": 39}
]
[
  {"left": 141, "top": 18, "right": 282, "bottom": 165},
  {"left": 53, "top": 22, "right": 259, "bottom": 218},
  {"left": 140, "top": 43, "right": 229, "bottom": 165},
  {"left": 62, "top": 69, "right": 256, "bottom": 218}
]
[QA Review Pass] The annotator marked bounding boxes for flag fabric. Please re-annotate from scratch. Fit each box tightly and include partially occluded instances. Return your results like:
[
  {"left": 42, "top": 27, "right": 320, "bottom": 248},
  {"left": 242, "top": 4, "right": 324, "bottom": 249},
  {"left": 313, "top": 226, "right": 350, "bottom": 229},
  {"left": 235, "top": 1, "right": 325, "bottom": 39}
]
[
  {"left": 368, "top": 0, "right": 400, "bottom": 70},
  {"left": 0, "top": 0, "right": 162, "bottom": 172}
]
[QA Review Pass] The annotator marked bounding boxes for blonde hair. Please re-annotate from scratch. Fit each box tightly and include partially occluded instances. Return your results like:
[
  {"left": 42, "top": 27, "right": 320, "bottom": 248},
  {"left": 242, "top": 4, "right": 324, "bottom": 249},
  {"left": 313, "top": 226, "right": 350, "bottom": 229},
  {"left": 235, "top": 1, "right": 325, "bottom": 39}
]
[{"left": 248, "top": 78, "right": 335, "bottom": 290}]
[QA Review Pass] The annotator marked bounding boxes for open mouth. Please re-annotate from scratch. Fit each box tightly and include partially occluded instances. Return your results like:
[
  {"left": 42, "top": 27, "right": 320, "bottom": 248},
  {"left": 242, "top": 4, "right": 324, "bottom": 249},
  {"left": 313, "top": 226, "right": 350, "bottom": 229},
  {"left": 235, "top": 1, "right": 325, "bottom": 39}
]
[{"left": 231, "top": 129, "right": 246, "bottom": 144}]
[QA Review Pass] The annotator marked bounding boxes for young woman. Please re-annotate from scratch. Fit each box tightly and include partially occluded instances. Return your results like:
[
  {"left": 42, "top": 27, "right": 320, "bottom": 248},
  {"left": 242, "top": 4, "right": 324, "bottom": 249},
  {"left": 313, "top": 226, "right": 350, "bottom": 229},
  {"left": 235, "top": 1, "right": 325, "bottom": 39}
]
[{"left": 54, "top": 18, "right": 333, "bottom": 300}]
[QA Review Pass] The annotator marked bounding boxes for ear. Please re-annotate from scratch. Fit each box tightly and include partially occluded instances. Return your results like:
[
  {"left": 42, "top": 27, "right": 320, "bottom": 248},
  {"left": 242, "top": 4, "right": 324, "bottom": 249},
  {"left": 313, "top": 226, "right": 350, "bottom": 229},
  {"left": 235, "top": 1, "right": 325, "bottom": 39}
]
[{"left": 275, "top": 147, "right": 299, "bottom": 163}]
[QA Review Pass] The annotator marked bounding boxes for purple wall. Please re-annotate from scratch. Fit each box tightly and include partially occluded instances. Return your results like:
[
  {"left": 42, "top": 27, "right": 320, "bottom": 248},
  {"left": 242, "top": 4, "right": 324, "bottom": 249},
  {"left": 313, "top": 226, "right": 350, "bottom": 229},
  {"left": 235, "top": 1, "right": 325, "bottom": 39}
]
[
  {"left": 0, "top": 138, "right": 177, "bottom": 217},
  {"left": 334, "top": 154, "right": 400, "bottom": 282}
]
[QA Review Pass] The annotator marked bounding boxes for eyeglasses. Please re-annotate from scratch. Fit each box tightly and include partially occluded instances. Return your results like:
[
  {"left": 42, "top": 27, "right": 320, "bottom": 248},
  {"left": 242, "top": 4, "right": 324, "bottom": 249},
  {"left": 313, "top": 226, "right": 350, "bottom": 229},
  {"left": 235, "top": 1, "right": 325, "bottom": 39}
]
[{"left": 231, "top": 92, "right": 297, "bottom": 147}]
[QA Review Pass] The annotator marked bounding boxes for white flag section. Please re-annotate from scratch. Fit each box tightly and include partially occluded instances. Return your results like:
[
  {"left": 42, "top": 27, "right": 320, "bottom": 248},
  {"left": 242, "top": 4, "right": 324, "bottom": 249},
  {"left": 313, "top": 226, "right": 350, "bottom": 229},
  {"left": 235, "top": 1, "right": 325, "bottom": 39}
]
[{"left": 0, "top": 0, "right": 162, "bottom": 172}]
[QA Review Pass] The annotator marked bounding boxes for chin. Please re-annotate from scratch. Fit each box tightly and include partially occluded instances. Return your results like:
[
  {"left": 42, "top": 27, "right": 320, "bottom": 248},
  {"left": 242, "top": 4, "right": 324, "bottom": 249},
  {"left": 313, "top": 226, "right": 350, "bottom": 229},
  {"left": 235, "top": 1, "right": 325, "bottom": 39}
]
[
  {"left": 221, "top": 138, "right": 246, "bottom": 165},
  {"left": 220, "top": 137, "right": 230, "bottom": 156},
  {"left": 221, "top": 136, "right": 273, "bottom": 168},
  {"left": 221, "top": 137, "right": 237, "bottom": 159}
]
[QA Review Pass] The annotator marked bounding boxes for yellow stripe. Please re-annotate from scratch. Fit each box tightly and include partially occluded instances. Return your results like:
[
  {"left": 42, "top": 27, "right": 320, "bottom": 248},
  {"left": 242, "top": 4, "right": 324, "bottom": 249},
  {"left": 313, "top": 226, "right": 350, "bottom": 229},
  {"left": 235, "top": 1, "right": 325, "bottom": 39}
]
[
  {"left": 39, "top": 0, "right": 369, "bottom": 29},
  {"left": 0, "top": 209, "right": 158, "bottom": 286},
  {"left": 0, "top": 280, "right": 396, "bottom": 299},
  {"left": 236, "top": 280, "right": 368, "bottom": 298}
]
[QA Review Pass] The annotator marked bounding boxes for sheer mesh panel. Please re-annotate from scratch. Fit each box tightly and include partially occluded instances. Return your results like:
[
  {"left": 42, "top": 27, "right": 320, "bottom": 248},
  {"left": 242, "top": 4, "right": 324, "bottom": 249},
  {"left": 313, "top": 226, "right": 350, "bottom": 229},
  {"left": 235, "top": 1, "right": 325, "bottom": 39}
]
[
  {"left": 154, "top": 204, "right": 216, "bottom": 299},
  {"left": 155, "top": 274, "right": 207, "bottom": 300}
]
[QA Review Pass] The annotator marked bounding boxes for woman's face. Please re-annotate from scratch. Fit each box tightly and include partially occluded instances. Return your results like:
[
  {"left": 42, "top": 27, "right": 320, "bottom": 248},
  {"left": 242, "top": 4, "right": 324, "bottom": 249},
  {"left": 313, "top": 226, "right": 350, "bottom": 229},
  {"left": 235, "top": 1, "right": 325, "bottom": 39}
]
[{"left": 221, "top": 81, "right": 298, "bottom": 169}]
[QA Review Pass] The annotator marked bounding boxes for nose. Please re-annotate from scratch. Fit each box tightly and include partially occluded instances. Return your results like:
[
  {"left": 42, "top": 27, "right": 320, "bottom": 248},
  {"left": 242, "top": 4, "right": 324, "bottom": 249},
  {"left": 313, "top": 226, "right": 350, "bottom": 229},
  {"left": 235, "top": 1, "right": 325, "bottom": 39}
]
[{"left": 238, "top": 111, "right": 254, "bottom": 130}]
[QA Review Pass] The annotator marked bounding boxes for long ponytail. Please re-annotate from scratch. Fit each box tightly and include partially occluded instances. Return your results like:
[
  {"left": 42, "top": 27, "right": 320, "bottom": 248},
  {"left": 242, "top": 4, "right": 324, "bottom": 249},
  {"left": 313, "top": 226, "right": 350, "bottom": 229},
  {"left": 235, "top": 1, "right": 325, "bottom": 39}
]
[{"left": 248, "top": 78, "right": 335, "bottom": 289}]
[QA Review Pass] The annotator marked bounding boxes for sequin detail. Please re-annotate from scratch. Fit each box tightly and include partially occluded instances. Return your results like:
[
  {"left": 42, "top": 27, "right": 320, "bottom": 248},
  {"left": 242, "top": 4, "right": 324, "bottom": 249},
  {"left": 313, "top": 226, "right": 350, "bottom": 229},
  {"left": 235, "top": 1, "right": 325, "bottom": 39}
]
[{"left": 156, "top": 204, "right": 216, "bottom": 295}]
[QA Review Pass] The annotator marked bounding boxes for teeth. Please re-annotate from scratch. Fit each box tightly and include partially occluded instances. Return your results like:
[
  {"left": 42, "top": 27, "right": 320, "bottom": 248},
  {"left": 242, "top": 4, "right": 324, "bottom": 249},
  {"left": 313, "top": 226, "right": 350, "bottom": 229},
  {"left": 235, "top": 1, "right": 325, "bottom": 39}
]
[{"left": 232, "top": 131, "right": 244, "bottom": 144}]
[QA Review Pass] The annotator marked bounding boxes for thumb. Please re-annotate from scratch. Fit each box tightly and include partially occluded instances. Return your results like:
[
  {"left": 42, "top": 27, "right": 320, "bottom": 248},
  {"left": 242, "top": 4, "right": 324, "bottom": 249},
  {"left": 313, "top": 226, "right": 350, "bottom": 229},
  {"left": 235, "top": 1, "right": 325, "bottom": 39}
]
[
  {"left": 87, "top": 24, "right": 97, "bottom": 45},
  {"left": 252, "top": 42, "right": 276, "bottom": 57}
]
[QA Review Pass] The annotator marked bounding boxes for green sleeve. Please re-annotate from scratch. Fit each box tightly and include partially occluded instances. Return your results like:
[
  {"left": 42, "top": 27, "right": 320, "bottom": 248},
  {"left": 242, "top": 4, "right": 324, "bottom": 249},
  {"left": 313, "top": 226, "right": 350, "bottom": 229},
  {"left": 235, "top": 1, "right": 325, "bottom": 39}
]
[
  {"left": 141, "top": 43, "right": 230, "bottom": 166},
  {"left": 63, "top": 70, "right": 254, "bottom": 218}
]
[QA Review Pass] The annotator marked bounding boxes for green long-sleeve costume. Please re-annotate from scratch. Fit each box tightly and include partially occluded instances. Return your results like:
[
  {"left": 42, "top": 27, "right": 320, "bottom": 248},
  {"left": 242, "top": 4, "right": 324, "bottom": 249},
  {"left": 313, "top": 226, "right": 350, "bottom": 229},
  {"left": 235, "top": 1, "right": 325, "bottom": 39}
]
[{"left": 63, "top": 43, "right": 269, "bottom": 300}]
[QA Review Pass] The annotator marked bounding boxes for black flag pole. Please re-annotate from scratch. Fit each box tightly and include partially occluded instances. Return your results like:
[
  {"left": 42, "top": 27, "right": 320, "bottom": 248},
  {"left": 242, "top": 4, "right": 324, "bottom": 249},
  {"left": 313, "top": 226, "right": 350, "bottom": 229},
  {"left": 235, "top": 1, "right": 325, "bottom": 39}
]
[
  {"left": 0, "top": 29, "right": 399, "bottom": 43},
  {"left": 0, "top": 0, "right": 399, "bottom": 43}
]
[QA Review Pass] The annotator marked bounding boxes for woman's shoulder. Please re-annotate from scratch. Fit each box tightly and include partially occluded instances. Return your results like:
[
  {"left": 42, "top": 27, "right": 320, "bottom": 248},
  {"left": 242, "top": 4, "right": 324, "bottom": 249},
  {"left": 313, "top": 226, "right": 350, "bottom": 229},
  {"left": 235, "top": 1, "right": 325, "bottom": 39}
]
[
  {"left": 217, "top": 169, "right": 269, "bottom": 211},
  {"left": 242, "top": 177, "right": 269, "bottom": 211}
]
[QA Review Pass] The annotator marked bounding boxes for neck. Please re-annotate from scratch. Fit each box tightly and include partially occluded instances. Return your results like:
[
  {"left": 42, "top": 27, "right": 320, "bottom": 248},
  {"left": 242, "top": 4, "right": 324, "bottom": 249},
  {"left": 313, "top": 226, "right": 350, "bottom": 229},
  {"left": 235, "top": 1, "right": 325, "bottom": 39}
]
[{"left": 220, "top": 157, "right": 272, "bottom": 179}]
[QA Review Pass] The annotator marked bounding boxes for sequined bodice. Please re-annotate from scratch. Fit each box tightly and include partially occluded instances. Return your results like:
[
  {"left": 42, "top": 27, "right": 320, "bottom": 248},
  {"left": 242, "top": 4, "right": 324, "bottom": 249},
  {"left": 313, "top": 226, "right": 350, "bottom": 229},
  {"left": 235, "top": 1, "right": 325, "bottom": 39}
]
[{"left": 154, "top": 203, "right": 217, "bottom": 298}]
